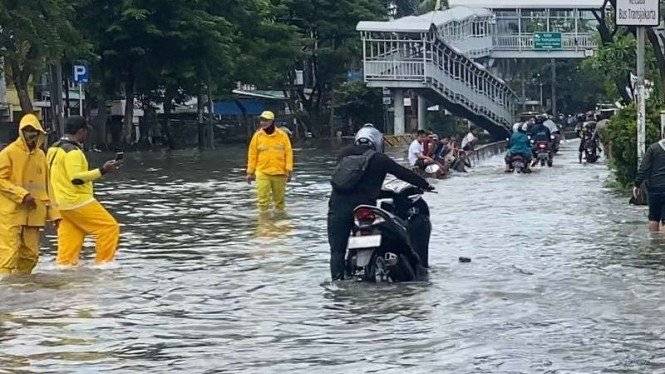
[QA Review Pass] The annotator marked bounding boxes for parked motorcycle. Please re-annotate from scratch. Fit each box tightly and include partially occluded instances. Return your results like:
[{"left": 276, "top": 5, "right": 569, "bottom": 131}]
[{"left": 345, "top": 180, "right": 431, "bottom": 282}]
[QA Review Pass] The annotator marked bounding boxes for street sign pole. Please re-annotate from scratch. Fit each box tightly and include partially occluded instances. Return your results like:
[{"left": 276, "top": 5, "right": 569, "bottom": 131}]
[
  {"left": 615, "top": 0, "right": 660, "bottom": 168},
  {"left": 637, "top": 26, "right": 646, "bottom": 166},
  {"left": 79, "top": 83, "right": 83, "bottom": 116}
]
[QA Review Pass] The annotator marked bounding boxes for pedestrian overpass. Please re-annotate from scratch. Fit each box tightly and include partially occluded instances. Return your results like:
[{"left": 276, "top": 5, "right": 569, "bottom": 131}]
[{"left": 357, "top": 0, "right": 604, "bottom": 138}]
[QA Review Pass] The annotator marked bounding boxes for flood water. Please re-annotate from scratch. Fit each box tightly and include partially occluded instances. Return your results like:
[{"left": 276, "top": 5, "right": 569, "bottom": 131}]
[{"left": 1, "top": 139, "right": 664, "bottom": 373}]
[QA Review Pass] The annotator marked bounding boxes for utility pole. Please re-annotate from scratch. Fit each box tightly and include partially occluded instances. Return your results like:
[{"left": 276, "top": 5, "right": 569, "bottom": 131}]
[
  {"left": 550, "top": 58, "right": 557, "bottom": 116},
  {"left": 636, "top": 27, "right": 646, "bottom": 166}
]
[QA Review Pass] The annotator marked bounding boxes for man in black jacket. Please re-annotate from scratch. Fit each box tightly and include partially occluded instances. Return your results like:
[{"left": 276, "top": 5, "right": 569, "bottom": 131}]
[
  {"left": 327, "top": 124, "right": 434, "bottom": 280},
  {"left": 635, "top": 139, "right": 665, "bottom": 231}
]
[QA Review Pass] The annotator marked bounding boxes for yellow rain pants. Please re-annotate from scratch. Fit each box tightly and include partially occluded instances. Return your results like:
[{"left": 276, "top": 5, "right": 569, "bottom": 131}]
[
  {"left": 256, "top": 174, "right": 287, "bottom": 211},
  {"left": 56, "top": 200, "right": 120, "bottom": 266},
  {"left": 0, "top": 224, "right": 41, "bottom": 274}
]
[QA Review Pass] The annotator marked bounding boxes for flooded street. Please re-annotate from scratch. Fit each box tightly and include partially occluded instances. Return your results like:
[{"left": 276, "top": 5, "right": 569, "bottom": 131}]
[{"left": 2, "top": 140, "right": 664, "bottom": 373}]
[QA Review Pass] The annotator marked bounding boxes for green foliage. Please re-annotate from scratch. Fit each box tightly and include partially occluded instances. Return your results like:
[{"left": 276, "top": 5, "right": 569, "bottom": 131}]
[
  {"left": 606, "top": 102, "right": 663, "bottom": 186},
  {"left": 425, "top": 110, "right": 467, "bottom": 138},
  {"left": 334, "top": 82, "right": 383, "bottom": 131},
  {"left": 0, "top": 0, "right": 82, "bottom": 111},
  {"left": 557, "top": 60, "right": 609, "bottom": 114},
  {"left": 276, "top": 0, "right": 388, "bottom": 134}
]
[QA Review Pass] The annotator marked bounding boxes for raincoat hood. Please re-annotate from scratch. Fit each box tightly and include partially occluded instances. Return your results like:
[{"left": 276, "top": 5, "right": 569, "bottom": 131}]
[{"left": 18, "top": 114, "right": 46, "bottom": 150}]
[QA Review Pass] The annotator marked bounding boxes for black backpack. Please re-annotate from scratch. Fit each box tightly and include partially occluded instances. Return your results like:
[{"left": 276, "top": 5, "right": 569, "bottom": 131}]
[{"left": 331, "top": 149, "right": 376, "bottom": 192}]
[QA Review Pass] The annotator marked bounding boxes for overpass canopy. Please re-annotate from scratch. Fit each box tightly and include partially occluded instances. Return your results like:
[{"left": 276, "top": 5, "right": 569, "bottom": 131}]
[
  {"left": 448, "top": 0, "right": 605, "bottom": 9},
  {"left": 357, "top": 7, "right": 493, "bottom": 33}
]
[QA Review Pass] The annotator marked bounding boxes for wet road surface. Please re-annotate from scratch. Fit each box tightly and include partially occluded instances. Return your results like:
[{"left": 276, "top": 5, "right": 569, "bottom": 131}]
[{"left": 1, "top": 140, "right": 663, "bottom": 373}]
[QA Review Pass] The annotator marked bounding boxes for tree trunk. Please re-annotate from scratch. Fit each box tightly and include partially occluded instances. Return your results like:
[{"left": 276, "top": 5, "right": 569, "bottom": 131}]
[
  {"left": 123, "top": 78, "right": 134, "bottom": 145},
  {"left": 163, "top": 92, "right": 175, "bottom": 149},
  {"left": 10, "top": 67, "right": 33, "bottom": 115},
  {"left": 48, "top": 63, "right": 64, "bottom": 138},
  {"left": 197, "top": 91, "right": 204, "bottom": 149},
  {"left": 646, "top": 28, "right": 665, "bottom": 100},
  {"left": 206, "top": 82, "right": 214, "bottom": 149},
  {"left": 95, "top": 96, "right": 109, "bottom": 149}
]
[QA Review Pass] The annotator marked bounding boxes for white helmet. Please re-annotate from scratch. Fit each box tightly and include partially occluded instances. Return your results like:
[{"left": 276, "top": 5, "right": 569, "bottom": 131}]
[
  {"left": 521, "top": 123, "right": 529, "bottom": 133},
  {"left": 354, "top": 124, "right": 384, "bottom": 153},
  {"left": 512, "top": 123, "right": 521, "bottom": 133}
]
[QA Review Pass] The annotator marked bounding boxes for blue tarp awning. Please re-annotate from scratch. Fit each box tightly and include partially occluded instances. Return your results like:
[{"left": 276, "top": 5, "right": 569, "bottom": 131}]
[{"left": 213, "top": 99, "right": 266, "bottom": 116}]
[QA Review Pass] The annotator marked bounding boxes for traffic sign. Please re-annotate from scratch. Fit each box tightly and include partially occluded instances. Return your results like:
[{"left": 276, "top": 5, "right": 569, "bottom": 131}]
[
  {"left": 616, "top": 0, "right": 660, "bottom": 26},
  {"left": 534, "top": 32, "right": 562, "bottom": 50},
  {"left": 73, "top": 65, "right": 89, "bottom": 83}
]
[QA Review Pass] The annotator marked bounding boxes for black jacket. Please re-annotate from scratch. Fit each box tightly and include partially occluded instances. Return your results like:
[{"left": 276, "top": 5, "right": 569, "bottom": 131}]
[
  {"left": 636, "top": 141, "right": 665, "bottom": 192},
  {"left": 330, "top": 145, "right": 430, "bottom": 205},
  {"left": 531, "top": 124, "right": 552, "bottom": 142}
]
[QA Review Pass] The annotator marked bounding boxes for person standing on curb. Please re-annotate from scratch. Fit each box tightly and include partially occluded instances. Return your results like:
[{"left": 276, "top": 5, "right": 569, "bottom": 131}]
[
  {"left": 635, "top": 138, "right": 665, "bottom": 231},
  {"left": 246, "top": 111, "right": 293, "bottom": 211},
  {"left": 0, "top": 114, "right": 59, "bottom": 275},
  {"left": 47, "top": 116, "right": 121, "bottom": 266}
]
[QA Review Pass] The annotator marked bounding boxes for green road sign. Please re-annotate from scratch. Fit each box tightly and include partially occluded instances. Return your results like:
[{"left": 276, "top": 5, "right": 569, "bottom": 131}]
[{"left": 534, "top": 32, "right": 562, "bottom": 50}]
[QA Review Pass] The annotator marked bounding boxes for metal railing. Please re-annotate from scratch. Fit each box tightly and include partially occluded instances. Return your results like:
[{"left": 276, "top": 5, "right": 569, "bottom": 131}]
[
  {"left": 493, "top": 33, "right": 597, "bottom": 51},
  {"left": 365, "top": 60, "right": 425, "bottom": 81},
  {"left": 362, "top": 31, "right": 518, "bottom": 129}
]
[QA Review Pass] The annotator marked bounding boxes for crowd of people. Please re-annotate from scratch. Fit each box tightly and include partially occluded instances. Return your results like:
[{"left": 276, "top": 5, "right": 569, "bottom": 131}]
[{"left": 407, "top": 129, "right": 477, "bottom": 177}]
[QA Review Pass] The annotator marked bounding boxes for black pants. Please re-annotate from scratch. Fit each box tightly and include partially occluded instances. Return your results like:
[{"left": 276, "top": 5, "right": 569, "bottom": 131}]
[
  {"left": 648, "top": 191, "right": 665, "bottom": 222},
  {"left": 407, "top": 214, "right": 431, "bottom": 268},
  {"left": 327, "top": 196, "right": 367, "bottom": 280}
]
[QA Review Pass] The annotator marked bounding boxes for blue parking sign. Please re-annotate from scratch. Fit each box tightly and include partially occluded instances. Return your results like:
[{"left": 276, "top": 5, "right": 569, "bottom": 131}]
[{"left": 73, "top": 65, "right": 89, "bottom": 83}]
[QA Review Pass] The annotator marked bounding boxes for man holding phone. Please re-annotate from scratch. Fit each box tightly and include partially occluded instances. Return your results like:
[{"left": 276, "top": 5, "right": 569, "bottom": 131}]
[{"left": 47, "top": 116, "right": 121, "bottom": 266}]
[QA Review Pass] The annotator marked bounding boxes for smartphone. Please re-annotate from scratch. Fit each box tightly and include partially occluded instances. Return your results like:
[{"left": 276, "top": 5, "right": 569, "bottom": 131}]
[{"left": 115, "top": 152, "right": 125, "bottom": 161}]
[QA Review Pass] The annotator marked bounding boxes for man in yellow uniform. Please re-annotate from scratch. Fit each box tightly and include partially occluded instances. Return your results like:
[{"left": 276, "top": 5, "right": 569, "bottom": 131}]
[
  {"left": 0, "top": 114, "right": 59, "bottom": 274},
  {"left": 47, "top": 116, "right": 120, "bottom": 266},
  {"left": 246, "top": 111, "right": 294, "bottom": 211}
]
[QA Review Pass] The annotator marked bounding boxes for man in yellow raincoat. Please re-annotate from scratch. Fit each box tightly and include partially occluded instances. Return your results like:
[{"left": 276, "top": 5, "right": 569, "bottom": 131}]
[
  {"left": 246, "top": 111, "right": 293, "bottom": 211},
  {"left": 0, "top": 114, "right": 59, "bottom": 274},
  {"left": 47, "top": 116, "right": 120, "bottom": 266}
]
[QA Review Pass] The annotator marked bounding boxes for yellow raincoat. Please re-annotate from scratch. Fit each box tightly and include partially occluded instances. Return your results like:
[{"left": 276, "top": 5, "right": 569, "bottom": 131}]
[
  {"left": 246, "top": 128, "right": 293, "bottom": 210},
  {"left": 0, "top": 114, "right": 57, "bottom": 274},
  {"left": 47, "top": 136, "right": 120, "bottom": 266}
]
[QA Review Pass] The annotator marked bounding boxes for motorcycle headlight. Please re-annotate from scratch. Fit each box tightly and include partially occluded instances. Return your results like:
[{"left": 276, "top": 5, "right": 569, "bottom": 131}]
[{"left": 550, "top": 135, "right": 555, "bottom": 140}]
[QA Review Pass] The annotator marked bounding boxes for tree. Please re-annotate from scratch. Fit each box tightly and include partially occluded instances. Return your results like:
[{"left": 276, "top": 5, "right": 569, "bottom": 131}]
[
  {"left": 334, "top": 82, "right": 383, "bottom": 134},
  {"left": 0, "top": 0, "right": 80, "bottom": 114},
  {"left": 276, "top": 0, "right": 388, "bottom": 136},
  {"left": 593, "top": 0, "right": 665, "bottom": 104}
]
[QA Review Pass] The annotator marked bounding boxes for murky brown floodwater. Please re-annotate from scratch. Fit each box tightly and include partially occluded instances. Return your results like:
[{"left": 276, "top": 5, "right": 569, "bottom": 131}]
[{"left": 1, "top": 140, "right": 663, "bottom": 373}]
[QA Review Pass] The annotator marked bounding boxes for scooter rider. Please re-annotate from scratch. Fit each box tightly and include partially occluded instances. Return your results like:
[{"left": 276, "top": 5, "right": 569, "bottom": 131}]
[
  {"left": 532, "top": 116, "right": 552, "bottom": 143},
  {"left": 579, "top": 121, "right": 600, "bottom": 163},
  {"left": 505, "top": 124, "right": 533, "bottom": 172},
  {"left": 327, "top": 124, "right": 434, "bottom": 280}
]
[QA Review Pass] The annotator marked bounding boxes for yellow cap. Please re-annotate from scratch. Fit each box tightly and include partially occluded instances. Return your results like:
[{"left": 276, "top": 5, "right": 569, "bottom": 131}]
[{"left": 259, "top": 111, "right": 275, "bottom": 121}]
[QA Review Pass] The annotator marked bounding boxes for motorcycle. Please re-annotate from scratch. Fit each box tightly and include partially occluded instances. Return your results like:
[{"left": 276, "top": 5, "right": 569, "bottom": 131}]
[
  {"left": 345, "top": 180, "right": 431, "bottom": 282},
  {"left": 551, "top": 133, "right": 562, "bottom": 154},
  {"left": 533, "top": 141, "right": 553, "bottom": 167},
  {"left": 581, "top": 137, "right": 599, "bottom": 163},
  {"left": 507, "top": 154, "right": 531, "bottom": 173},
  {"left": 416, "top": 162, "right": 449, "bottom": 179}
]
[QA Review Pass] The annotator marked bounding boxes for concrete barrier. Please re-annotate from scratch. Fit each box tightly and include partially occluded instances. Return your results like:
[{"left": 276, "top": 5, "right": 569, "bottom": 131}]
[{"left": 470, "top": 141, "right": 507, "bottom": 164}]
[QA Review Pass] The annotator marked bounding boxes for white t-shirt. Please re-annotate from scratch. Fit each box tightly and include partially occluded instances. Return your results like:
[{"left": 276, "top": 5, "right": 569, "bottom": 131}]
[
  {"left": 408, "top": 140, "right": 423, "bottom": 166},
  {"left": 461, "top": 132, "right": 476, "bottom": 149}
]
